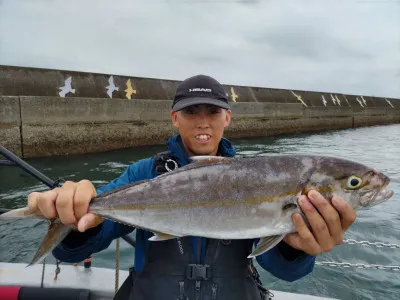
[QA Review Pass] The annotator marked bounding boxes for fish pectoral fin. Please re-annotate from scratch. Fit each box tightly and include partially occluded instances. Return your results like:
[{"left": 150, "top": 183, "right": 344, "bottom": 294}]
[
  {"left": 28, "top": 219, "right": 72, "bottom": 266},
  {"left": 148, "top": 232, "right": 180, "bottom": 241},
  {"left": 248, "top": 234, "right": 286, "bottom": 258}
]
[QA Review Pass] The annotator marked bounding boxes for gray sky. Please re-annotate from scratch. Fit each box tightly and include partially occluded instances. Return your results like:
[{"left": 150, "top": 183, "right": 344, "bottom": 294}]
[{"left": 0, "top": 0, "right": 399, "bottom": 98}]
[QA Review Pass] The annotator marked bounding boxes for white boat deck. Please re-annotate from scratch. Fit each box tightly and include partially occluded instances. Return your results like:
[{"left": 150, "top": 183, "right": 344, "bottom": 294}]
[{"left": 0, "top": 262, "right": 338, "bottom": 299}]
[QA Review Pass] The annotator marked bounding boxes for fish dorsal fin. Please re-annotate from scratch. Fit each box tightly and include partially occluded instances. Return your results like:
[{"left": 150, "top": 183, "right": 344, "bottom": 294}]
[
  {"left": 190, "top": 156, "right": 231, "bottom": 165},
  {"left": 154, "top": 156, "right": 233, "bottom": 179}
]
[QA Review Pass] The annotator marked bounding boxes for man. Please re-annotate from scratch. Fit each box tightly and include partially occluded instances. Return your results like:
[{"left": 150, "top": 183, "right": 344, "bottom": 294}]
[{"left": 27, "top": 74, "right": 356, "bottom": 300}]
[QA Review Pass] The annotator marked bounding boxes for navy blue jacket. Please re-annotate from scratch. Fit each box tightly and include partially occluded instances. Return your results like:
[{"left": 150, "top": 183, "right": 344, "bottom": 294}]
[{"left": 53, "top": 135, "right": 316, "bottom": 282}]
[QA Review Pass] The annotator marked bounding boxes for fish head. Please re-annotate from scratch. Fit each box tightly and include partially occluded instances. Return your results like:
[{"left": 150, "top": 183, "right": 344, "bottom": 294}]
[
  {"left": 325, "top": 161, "right": 394, "bottom": 210},
  {"left": 341, "top": 169, "right": 393, "bottom": 209}
]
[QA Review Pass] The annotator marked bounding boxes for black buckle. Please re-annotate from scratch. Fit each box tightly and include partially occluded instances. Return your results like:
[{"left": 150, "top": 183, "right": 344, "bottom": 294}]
[{"left": 186, "top": 264, "right": 211, "bottom": 280}]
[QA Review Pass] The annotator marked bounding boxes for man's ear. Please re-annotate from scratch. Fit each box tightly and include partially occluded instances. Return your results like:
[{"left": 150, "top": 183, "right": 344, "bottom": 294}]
[
  {"left": 171, "top": 110, "right": 179, "bottom": 128},
  {"left": 224, "top": 109, "right": 232, "bottom": 128}
]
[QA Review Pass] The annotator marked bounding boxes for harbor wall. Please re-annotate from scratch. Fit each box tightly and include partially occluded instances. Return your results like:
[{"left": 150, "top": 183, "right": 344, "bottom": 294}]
[
  {"left": 0, "top": 65, "right": 399, "bottom": 158},
  {"left": 1, "top": 96, "right": 399, "bottom": 158}
]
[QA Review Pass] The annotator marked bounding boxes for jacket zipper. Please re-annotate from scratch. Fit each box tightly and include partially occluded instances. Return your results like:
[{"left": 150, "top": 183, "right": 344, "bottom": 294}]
[
  {"left": 195, "top": 280, "right": 201, "bottom": 300},
  {"left": 211, "top": 283, "right": 218, "bottom": 300}
]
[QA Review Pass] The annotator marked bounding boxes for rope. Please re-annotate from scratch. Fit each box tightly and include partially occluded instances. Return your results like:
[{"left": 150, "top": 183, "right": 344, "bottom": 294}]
[
  {"left": 54, "top": 260, "right": 61, "bottom": 280},
  {"left": 316, "top": 261, "right": 400, "bottom": 271},
  {"left": 343, "top": 239, "right": 400, "bottom": 249},
  {"left": 317, "top": 238, "right": 400, "bottom": 271},
  {"left": 115, "top": 238, "right": 120, "bottom": 294},
  {"left": 40, "top": 258, "right": 46, "bottom": 288}
]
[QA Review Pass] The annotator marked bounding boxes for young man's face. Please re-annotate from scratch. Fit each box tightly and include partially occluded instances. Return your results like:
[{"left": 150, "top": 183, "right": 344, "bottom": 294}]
[{"left": 171, "top": 104, "right": 231, "bottom": 157}]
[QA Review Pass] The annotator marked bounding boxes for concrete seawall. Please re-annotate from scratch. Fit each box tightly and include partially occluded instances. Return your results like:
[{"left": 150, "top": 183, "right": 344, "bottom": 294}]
[{"left": 0, "top": 65, "right": 399, "bottom": 158}]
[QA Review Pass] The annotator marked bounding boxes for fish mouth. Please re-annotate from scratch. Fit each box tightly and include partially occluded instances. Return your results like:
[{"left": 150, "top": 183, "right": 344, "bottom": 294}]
[{"left": 373, "top": 178, "right": 394, "bottom": 205}]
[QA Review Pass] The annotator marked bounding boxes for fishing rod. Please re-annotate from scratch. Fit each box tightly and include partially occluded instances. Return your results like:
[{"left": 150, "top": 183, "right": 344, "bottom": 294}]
[
  {"left": 0, "top": 145, "right": 136, "bottom": 248},
  {"left": 0, "top": 145, "right": 59, "bottom": 188}
]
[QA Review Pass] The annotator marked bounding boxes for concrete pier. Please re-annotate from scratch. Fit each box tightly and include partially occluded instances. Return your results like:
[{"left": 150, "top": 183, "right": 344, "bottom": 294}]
[{"left": 0, "top": 65, "right": 399, "bottom": 158}]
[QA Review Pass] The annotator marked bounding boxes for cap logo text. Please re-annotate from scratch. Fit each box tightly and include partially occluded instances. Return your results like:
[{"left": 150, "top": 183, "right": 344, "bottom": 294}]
[{"left": 189, "top": 88, "right": 212, "bottom": 92}]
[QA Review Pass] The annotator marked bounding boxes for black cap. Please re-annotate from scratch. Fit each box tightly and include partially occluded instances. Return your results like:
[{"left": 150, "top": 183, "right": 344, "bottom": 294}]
[{"left": 172, "top": 75, "right": 230, "bottom": 112}]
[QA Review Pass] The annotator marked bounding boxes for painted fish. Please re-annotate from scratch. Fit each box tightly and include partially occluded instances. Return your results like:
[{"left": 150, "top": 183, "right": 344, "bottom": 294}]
[{"left": 0, "top": 155, "right": 394, "bottom": 265}]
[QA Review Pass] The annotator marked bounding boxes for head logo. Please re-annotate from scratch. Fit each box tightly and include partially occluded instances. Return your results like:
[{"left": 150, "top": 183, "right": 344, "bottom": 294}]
[{"left": 189, "top": 88, "right": 212, "bottom": 93}]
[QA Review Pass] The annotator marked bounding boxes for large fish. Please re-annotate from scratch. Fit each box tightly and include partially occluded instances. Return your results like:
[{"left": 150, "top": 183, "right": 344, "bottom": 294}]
[{"left": 0, "top": 155, "right": 394, "bottom": 265}]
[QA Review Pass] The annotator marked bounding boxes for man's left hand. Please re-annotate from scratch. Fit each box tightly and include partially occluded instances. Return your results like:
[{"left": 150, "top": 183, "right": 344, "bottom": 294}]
[{"left": 283, "top": 190, "right": 357, "bottom": 256}]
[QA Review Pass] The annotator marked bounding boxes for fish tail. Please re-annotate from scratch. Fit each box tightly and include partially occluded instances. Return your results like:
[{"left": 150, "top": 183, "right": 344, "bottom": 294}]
[
  {"left": 0, "top": 206, "right": 39, "bottom": 221},
  {"left": 27, "top": 220, "right": 72, "bottom": 266},
  {"left": 0, "top": 207, "right": 72, "bottom": 266}
]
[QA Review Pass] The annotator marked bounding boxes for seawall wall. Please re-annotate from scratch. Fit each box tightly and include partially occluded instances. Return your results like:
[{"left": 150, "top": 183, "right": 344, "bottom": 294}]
[{"left": 0, "top": 66, "right": 399, "bottom": 158}]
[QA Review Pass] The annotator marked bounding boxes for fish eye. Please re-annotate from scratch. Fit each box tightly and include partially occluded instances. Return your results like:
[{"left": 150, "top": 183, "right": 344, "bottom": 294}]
[{"left": 347, "top": 176, "right": 362, "bottom": 189}]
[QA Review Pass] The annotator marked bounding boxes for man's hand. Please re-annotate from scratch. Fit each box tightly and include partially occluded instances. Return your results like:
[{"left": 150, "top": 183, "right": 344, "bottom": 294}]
[
  {"left": 283, "top": 190, "right": 356, "bottom": 256},
  {"left": 27, "top": 180, "right": 103, "bottom": 232}
]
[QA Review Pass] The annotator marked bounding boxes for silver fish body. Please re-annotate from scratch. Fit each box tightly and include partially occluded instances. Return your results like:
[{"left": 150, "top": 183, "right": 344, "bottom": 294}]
[{"left": 0, "top": 154, "right": 394, "bottom": 264}]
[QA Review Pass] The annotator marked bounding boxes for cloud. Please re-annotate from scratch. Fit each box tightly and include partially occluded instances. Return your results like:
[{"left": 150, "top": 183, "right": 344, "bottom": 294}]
[{"left": 0, "top": 0, "right": 399, "bottom": 98}]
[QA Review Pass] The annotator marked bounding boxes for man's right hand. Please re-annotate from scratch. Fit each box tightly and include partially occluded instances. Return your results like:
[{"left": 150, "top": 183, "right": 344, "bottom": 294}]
[{"left": 27, "top": 180, "right": 104, "bottom": 232}]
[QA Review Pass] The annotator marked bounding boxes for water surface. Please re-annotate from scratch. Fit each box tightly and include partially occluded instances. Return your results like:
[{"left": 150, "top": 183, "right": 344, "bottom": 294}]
[{"left": 1, "top": 124, "right": 399, "bottom": 299}]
